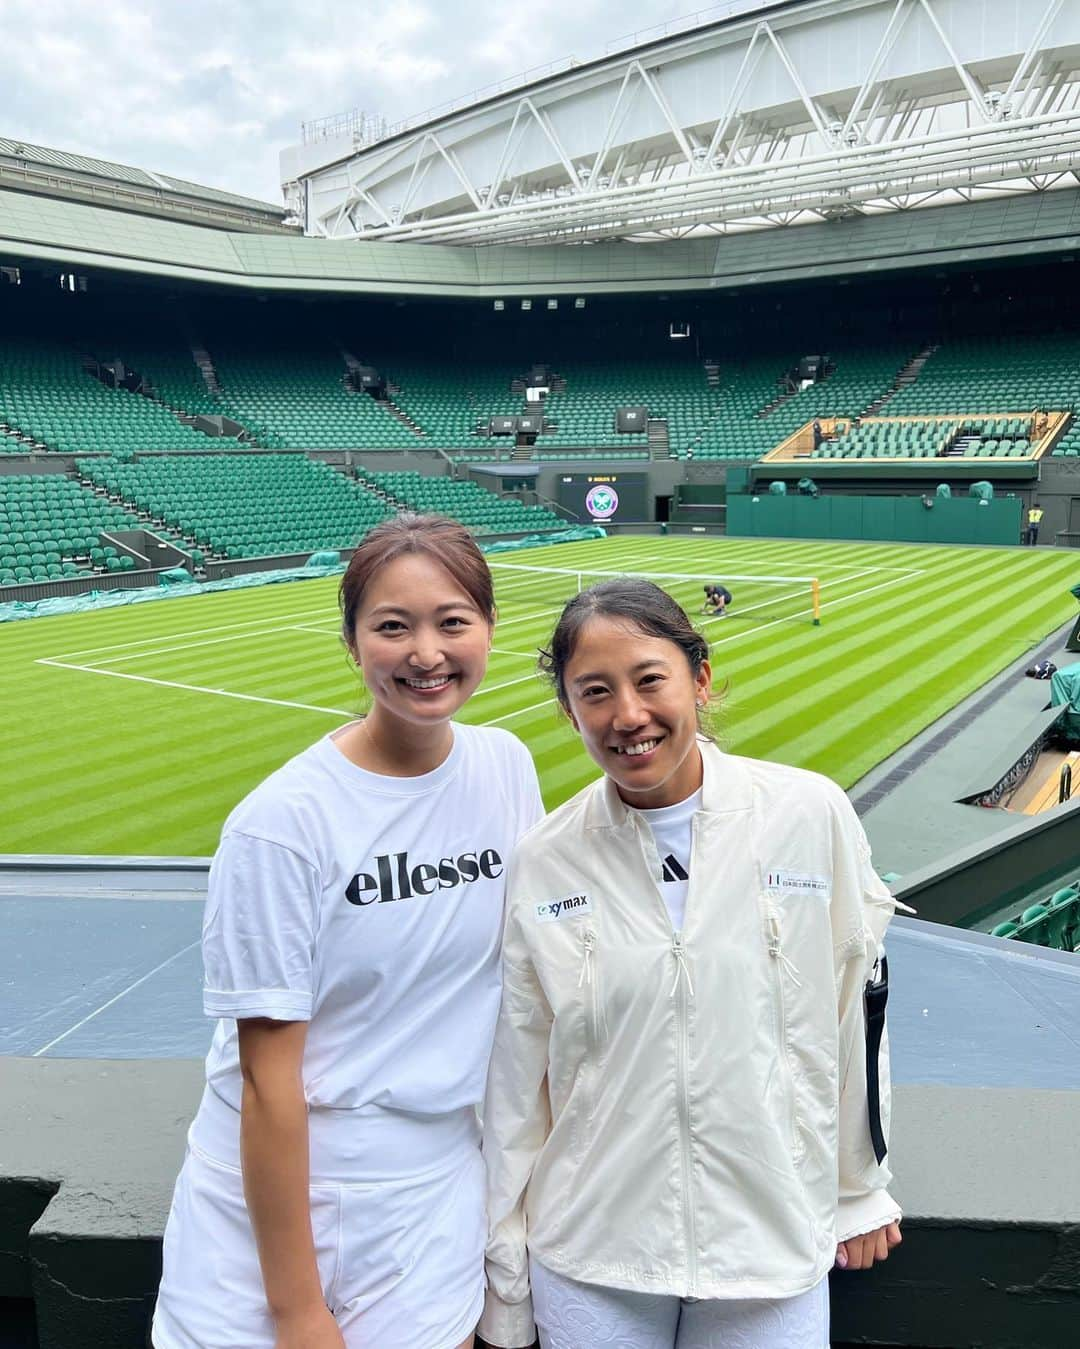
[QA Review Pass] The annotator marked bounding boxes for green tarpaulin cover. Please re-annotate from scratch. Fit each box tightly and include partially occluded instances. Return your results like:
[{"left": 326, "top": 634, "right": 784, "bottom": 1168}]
[{"left": 1050, "top": 664, "right": 1080, "bottom": 745}]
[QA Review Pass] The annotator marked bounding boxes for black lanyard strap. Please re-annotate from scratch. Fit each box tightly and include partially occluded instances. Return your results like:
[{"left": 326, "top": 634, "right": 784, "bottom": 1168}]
[{"left": 863, "top": 954, "right": 889, "bottom": 1165}]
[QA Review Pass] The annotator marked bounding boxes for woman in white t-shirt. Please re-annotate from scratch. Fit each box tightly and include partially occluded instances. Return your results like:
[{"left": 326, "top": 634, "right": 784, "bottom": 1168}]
[{"left": 154, "top": 514, "right": 543, "bottom": 1349}]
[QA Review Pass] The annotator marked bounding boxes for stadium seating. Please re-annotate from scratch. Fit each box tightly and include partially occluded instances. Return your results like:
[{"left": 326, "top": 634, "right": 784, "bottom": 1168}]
[
  {"left": 990, "top": 880, "right": 1080, "bottom": 953},
  {"left": 677, "top": 347, "right": 911, "bottom": 460},
  {"left": 102, "top": 342, "right": 245, "bottom": 428},
  {"left": 359, "top": 469, "right": 565, "bottom": 535},
  {"left": 77, "top": 454, "right": 392, "bottom": 560},
  {"left": 1051, "top": 417, "right": 1080, "bottom": 457},
  {"left": 0, "top": 339, "right": 231, "bottom": 454},
  {"left": 383, "top": 363, "right": 522, "bottom": 449},
  {"left": 885, "top": 335, "right": 1080, "bottom": 416},
  {"left": 810, "top": 415, "right": 1036, "bottom": 460},
  {"left": 0, "top": 475, "right": 144, "bottom": 584},
  {"left": 209, "top": 346, "right": 425, "bottom": 450},
  {"left": 534, "top": 361, "right": 685, "bottom": 452}
]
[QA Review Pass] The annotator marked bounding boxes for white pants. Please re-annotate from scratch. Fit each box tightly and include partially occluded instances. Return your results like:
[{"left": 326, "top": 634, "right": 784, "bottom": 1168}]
[
  {"left": 153, "top": 1140, "right": 485, "bottom": 1349},
  {"left": 529, "top": 1257, "right": 830, "bottom": 1349}
]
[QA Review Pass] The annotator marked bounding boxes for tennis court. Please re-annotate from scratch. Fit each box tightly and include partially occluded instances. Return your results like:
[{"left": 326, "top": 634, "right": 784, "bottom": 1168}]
[{"left": 2, "top": 534, "right": 1076, "bottom": 855}]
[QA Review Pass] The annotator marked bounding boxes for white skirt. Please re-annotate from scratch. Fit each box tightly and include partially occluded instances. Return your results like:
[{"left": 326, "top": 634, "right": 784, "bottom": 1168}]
[{"left": 153, "top": 1091, "right": 484, "bottom": 1349}]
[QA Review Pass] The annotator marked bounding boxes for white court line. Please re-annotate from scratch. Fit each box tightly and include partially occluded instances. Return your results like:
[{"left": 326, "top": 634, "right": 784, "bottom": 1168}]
[
  {"left": 42, "top": 603, "right": 343, "bottom": 662},
  {"left": 31, "top": 562, "right": 924, "bottom": 725},
  {"left": 490, "top": 647, "right": 536, "bottom": 660},
  {"left": 493, "top": 604, "right": 566, "bottom": 630},
  {"left": 74, "top": 623, "right": 337, "bottom": 668},
  {"left": 473, "top": 671, "right": 544, "bottom": 699},
  {"left": 36, "top": 658, "right": 356, "bottom": 717},
  {"left": 33, "top": 938, "right": 202, "bottom": 1057},
  {"left": 483, "top": 696, "right": 557, "bottom": 726},
  {"left": 63, "top": 567, "right": 905, "bottom": 669},
  {"left": 39, "top": 654, "right": 538, "bottom": 710}
]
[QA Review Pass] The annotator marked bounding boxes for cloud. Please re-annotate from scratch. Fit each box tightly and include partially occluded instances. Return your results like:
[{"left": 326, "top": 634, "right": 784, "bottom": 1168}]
[{"left": 2, "top": 0, "right": 695, "bottom": 202}]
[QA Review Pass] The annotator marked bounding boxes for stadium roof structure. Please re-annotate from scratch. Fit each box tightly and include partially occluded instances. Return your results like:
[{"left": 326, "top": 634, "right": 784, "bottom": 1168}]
[
  {"left": 282, "top": 0, "right": 1080, "bottom": 246},
  {"left": 2, "top": 173, "right": 1078, "bottom": 296},
  {"left": 0, "top": 136, "right": 291, "bottom": 234}
]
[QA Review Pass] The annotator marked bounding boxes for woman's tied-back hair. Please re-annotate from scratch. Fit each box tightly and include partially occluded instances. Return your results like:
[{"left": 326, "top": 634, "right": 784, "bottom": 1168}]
[
  {"left": 339, "top": 513, "right": 495, "bottom": 643},
  {"left": 539, "top": 578, "right": 711, "bottom": 709}
]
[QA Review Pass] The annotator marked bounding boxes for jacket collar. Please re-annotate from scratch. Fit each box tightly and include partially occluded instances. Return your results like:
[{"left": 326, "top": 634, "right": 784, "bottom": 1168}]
[{"left": 584, "top": 739, "right": 753, "bottom": 830}]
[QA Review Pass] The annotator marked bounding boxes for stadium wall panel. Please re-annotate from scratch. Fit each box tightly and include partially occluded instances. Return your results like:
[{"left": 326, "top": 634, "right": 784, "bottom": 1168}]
[{"left": 727, "top": 494, "right": 1022, "bottom": 545}]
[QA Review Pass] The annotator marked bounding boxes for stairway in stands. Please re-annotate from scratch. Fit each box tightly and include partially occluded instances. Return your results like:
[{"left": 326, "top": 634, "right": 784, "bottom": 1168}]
[
  {"left": 377, "top": 385, "right": 427, "bottom": 439},
  {"left": 860, "top": 343, "right": 939, "bottom": 417},
  {"left": 192, "top": 345, "right": 222, "bottom": 395}
]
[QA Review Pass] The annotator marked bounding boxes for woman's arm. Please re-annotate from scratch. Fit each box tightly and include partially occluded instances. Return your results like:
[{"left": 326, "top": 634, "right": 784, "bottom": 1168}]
[
  {"left": 834, "top": 952, "right": 903, "bottom": 1269},
  {"left": 828, "top": 792, "right": 905, "bottom": 1262},
  {"left": 238, "top": 1018, "right": 345, "bottom": 1349}
]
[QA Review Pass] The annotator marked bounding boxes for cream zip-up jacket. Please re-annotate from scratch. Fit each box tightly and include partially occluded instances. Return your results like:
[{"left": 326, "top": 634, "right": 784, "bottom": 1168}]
[{"left": 480, "top": 744, "right": 904, "bottom": 1348}]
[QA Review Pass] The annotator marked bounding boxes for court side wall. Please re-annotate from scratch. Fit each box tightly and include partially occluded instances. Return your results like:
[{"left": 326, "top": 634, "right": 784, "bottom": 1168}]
[
  {"left": 3, "top": 1059, "right": 1080, "bottom": 1349},
  {"left": 726, "top": 494, "right": 1022, "bottom": 545}
]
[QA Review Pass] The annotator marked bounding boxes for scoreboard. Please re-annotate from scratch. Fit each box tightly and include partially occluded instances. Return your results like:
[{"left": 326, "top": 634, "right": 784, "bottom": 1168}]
[{"left": 556, "top": 472, "right": 648, "bottom": 524}]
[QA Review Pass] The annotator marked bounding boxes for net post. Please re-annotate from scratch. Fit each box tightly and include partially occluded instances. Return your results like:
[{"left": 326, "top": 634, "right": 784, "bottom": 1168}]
[{"left": 811, "top": 578, "right": 821, "bottom": 626}]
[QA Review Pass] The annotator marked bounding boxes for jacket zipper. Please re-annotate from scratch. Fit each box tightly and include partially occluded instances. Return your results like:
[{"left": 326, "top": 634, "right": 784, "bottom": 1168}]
[
  {"left": 580, "top": 928, "right": 601, "bottom": 1050},
  {"left": 672, "top": 932, "right": 698, "bottom": 1296},
  {"left": 766, "top": 912, "right": 803, "bottom": 1161}
]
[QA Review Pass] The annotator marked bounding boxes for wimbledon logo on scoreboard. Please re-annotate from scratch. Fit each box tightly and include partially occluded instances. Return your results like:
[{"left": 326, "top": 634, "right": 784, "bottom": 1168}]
[{"left": 585, "top": 484, "right": 619, "bottom": 520}]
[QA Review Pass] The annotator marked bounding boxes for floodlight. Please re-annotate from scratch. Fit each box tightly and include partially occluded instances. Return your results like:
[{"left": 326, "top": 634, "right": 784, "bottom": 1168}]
[
  {"left": 521, "top": 299, "right": 532, "bottom": 310},
  {"left": 493, "top": 299, "right": 505, "bottom": 311},
  {"left": 574, "top": 297, "right": 586, "bottom": 309},
  {"left": 547, "top": 298, "right": 558, "bottom": 310}
]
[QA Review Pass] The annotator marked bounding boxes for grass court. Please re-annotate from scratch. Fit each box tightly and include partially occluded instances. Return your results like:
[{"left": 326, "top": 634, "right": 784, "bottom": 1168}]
[{"left": 1, "top": 534, "right": 1077, "bottom": 856}]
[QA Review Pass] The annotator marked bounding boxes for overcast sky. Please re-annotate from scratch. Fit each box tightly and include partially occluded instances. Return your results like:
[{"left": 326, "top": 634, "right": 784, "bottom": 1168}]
[{"left": 1, "top": 0, "right": 750, "bottom": 205}]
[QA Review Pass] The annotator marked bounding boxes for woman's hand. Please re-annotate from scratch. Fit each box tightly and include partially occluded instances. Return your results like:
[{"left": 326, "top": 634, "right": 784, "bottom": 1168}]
[
  {"left": 835, "top": 1220, "right": 902, "bottom": 1270},
  {"left": 274, "top": 1301, "right": 346, "bottom": 1349}
]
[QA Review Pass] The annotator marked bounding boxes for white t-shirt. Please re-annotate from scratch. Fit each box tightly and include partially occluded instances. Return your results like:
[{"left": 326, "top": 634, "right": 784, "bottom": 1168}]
[
  {"left": 202, "top": 721, "right": 544, "bottom": 1118},
  {"left": 633, "top": 789, "right": 701, "bottom": 931}
]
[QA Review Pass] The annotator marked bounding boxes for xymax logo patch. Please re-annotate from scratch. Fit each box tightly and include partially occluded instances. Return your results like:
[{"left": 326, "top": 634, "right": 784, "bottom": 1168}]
[{"left": 535, "top": 893, "right": 593, "bottom": 923}]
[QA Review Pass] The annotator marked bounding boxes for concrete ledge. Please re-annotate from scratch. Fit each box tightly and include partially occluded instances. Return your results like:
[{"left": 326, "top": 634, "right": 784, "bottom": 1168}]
[{"left": 3, "top": 1062, "right": 1080, "bottom": 1348}]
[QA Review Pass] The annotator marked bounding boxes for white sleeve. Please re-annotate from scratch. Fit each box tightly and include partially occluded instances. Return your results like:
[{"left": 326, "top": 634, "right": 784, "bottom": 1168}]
[
  {"left": 832, "top": 800, "right": 904, "bottom": 1242},
  {"left": 202, "top": 830, "right": 320, "bottom": 1022},
  {"left": 480, "top": 896, "right": 552, "bottom": 1348}
]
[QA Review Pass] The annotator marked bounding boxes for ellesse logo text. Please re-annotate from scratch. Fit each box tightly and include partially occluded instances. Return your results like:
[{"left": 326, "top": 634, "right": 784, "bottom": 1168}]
[{"left": 345, "top": 849, "right": 504, "bottom": 906}]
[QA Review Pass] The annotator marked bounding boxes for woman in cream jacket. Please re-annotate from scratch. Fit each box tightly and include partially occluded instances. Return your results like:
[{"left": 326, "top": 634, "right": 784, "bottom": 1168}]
[{"left": 480, "top": 579, "right": 903, "bottom": 1349}]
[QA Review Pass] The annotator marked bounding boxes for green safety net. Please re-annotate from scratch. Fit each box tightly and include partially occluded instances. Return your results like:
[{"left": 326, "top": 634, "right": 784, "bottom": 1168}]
[{"left": 1050, "top": 664, "right": 1080, "bottom": 745}]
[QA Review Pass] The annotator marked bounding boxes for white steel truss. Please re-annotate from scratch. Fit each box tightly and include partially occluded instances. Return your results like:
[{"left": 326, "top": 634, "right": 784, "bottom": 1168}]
[{"left": 283, "top": 0, "right": 1080, "bottom": 246}]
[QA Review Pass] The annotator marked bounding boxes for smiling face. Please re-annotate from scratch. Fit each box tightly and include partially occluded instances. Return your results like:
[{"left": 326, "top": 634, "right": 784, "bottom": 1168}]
[
  {"left": 348, "top": 551, "right": 492, "bottom": 736},
  {"left": 562, "top": 614, "right": 711, "bottom": 809}
]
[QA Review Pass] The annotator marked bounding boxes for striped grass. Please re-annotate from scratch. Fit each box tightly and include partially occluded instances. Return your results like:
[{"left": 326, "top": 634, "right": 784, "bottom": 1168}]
[{"left": 1, "top": 536, "right": 1076, "bottom": 856}]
